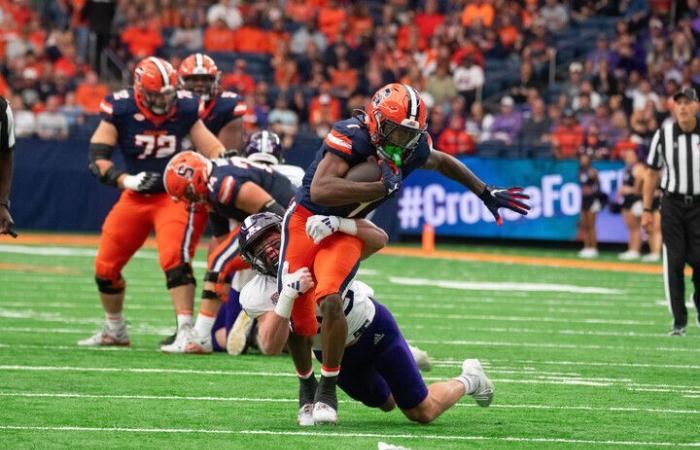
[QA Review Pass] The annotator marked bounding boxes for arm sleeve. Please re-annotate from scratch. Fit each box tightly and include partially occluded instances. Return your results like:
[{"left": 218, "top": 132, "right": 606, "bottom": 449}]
[{"left": 646, "top": 129, "right": 663, "bottom": 170}]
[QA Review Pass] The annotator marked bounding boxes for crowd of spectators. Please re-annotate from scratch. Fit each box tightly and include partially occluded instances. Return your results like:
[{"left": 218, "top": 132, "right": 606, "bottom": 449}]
[{"left": 0, "top": 0, "right": 693, "bottom": 162}]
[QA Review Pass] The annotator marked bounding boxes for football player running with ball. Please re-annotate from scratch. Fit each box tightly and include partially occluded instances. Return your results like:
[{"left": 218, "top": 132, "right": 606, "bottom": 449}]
[
  {"left": 280, "top": 83, "right": 529, "bottom": 424},
  {"left": 238, "top": 212, "right": 494, "bottom": 425},
  {"left": 79, "top": 57, "right": 227, "bottom": 349}
]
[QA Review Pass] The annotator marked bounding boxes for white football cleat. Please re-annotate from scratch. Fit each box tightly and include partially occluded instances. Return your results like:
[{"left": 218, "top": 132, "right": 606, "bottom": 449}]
[
  {"left": 297, "top": 403, "right": 314, "bottom": 426},
  {"left": 618, "top": 250, "right": 640, "bottom": 261},
  {"left": 460, "top": 359, "right": 494, "bottom": 407},
  {"left": 408, "top": 345, "right": 432, "bottom": 372},
  {"left": 78, "top": 324, "right": 130, "bottom": 347},
  {"left": 227, "top": 310, "right": 254, "bottom": 355},
  {"left": 312, "top": 402, "right": 338, "bottom": 425},
  {"left": 160, "top": 325, "right": 193, "bottom": 353},
  {"left": 184, "top": 329, "right": 213, "bottom": 354}
]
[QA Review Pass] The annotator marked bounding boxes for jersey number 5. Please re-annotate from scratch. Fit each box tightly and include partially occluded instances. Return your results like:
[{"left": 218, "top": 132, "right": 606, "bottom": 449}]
[{"left": 135, "top": 134, "right": 177, "bottom": 159}]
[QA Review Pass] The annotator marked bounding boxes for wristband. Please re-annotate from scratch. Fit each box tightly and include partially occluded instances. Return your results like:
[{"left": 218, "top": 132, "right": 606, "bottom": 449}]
[
  {"left": 274, "top": 290, "right": 296, "bottom": 319},
  {"left": 643, "top": 208, "right": 653, "bottom": 213},
  {"left": 337, "top": 217, "right": 358, "bottom": 235}
]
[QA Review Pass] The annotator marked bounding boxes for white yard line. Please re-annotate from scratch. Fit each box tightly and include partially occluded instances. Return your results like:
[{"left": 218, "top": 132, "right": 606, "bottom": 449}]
[
  {"left": 410, "top": 339, "right": 700, "bottom": 354},
  {"left": 1, "top": 392, "right": 698, "bottom": 415},
  {"left": 398, "top": 312, "right": 658, "bottom": 326},
  {"left": 480, "top": 358, "right": 700, "bottom": 371},
  {"left": 0, "top": 425, "right": 697, "bottom": 447}
]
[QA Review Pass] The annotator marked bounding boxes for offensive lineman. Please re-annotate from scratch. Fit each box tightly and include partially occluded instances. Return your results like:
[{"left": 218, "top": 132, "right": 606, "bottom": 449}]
[{"left": 79, "top": 57, "right": 227, "bottom": 348}]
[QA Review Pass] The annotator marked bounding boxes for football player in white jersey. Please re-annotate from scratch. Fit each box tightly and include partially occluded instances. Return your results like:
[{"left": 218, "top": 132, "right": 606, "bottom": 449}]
[{"left": 230, "top": 212, "right": 494, "bottom": 426}]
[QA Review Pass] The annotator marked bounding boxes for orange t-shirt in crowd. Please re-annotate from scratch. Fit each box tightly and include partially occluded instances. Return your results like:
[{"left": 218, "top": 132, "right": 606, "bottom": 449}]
[
  {"left": 120, "top": 26, "right": 163, "bottom": 58},
  {"left": 308, "top": 97, "right": 341, "bottom": 126},
  {"left": 203, "top": 26, "right": 235, "bottom": 52},
  {"left": 233, "top": 26, "right": 271, "bottom": 53},
  {"left": 285, "top": 1, "right": 316, "bottom": 23},
  {"left": 329, "top": 67, "right": 358, "bottom": 92},
  {"left": 499, "top": 25, "right": 519, "bottom": 48},
  {"left": 318, "top": 6, "right": 346, "bottom": 38},
  {"left": 75, "top": 83, "right": 110, "bottom": 114},
  {"left": 349, "top": 16, "right": 373, "bottom": 36},
  {"left": 220, "top": 72, "right": 256, "bottom": 95},
  {"left": 53, "top": 57, "right": 78, "bottom": 78},
  {"left": 268, "top": 30, "right": 290, "bottom": 52},
  {"left": 461, "top": 2, "right": 495, "bottom": 28},
  {"left": 415, "top": 12, "right": 444, "bottom": 40},
  {"left": 552, "top": 124, "right": 584, "bottom": 158},
  {"left": 396, "top": 25, "right": 427, "bottom": 51},
  {"left": 437, "top": 128, "right": 475, "bottom": 156}
]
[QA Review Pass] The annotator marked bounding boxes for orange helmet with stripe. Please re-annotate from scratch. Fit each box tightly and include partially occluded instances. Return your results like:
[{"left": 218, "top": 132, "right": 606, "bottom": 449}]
[
  {"left": 134, "top": 57, "right": 178, "bottom": 116},
  {"left": 178, "top": 53, "right": 220, "bottom": 101},
  {"left": 366, "top": 83, "right": 428, "bottom": 166},
  {"left": 164, "top": 151, "right": 212, "bottom": 203}
]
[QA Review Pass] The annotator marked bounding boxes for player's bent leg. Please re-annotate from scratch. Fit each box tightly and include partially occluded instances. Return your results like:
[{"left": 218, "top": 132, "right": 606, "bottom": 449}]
[
  {"left": 288, "top": 332, "right": 316, "bottom": 426},
  {"left": 313, "top": 294, "right": 347, "bottom": 424},
  {"left": 401, "top": 380, "right": 466, "bottom": 424}
]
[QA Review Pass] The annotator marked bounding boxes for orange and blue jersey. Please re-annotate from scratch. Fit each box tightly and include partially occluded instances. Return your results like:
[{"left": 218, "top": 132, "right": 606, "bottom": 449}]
[
  {"left": 99, "top": 88, "right": 200, "bottom": 191},
  {"left": 200, "top": 90, "right": 246, "bottom": 135},
  {"left": 207, "top": 157, "right": 295, "bottom": 222},
  {"left": 295, "top": 116, "right": 432, "bottom": 218}
]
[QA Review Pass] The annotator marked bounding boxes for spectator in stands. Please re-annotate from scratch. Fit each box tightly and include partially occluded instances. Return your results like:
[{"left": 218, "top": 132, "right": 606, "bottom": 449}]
[
  {"left": 552, "top": 109, "right": 584, "bottom": 159},
  {"left": 520, "top": 98, "right": 551, "bottom": 147},
  {"left": 318, "top": 0, "right": 347, "bottom": 40},
  {"left": 539, "top": 0, "right": 569, "bottom": 33},
  {"left": 587, "top": 35, "right": 616, "bottom": 73},
  {"left": 563, "top": 62, "right": 584, "bottom": 100},
  {"left": 466, "top": 101, "right": 494, "bottom": 142},
  {"left": 290, "top": 19, "right": 327, "bottom": 55},
  {"left": 490, "top": 96, "right": 522, "bottom": 145},
  {"left": 9, "top": 95, "right": 36, "bottom": 138},
  {"left": 74, "top": 71, "right": 108, "bottom": 115},
  {"left": 574, "top": 93, "right": 596, "bottom": 129},
  {"left": 416, "top": 0, "right": 443, "bottom": 40},
  {"left": 80, "top": 0, "right": 116, "bottom": 69},
  {"left": 428, "top": 105, "right": 447, "bottom": 139},
  {"left": 453, "top": 55, "right": 484, "bottom": 111},
  {"left": 329, "top": 58, "right": 358, "bottom": 100},
  {"left": 169, "top": 15, "right": 203, "bottom": 52},
  {"left": 581, "top": 124, "right": 610, "bottom": 160},
  {"left": 60, "top": 92, "right": 84, "bottom": 127},
  {"left": 591, "top": 59, "right": 620, "bottom": 97},
  {"left": 120, "top": 16, "right": 163, "bottom": 59},
  {"left": 36, "top": 95, "right": 69, "bottom": 140},
  {"left": 631, "top": 80, "right": 661, "bottom": 112},
  {"left": 521, "top": 19, "right": 555, "bottom": 67},
  {"left": 437, "top": 114, "right": 475, "bottom": 156},
  {"left": 269, "top": 95, "right": 298, "bottom": 150},
  {"left": 233, "top": 14, "right": 271, "bottom": 54},
  {"left": 425, "top": 62, "right": 457, "bottom": 107},
  {"left": 204, "top": 17, "right": 235, "bottom": 53},
  {"left": 510, "top": 61, "right": 542, "bottom": 104},
  {"left": 207, "top": 0, "right": 242, "bottom": 30},
  {"left": 221, "top": 59, "right": 256, "bottom": 96},
  {"left": 461, "top": 0, "right": 495, "bottom": 29}
]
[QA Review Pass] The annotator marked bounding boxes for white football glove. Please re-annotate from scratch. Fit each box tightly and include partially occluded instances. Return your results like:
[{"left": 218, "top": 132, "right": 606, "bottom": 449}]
[
  {"left": 280, "top": 261, "right": 315, "bottom": 298},
  {"left": 122, "top": 171, "right": 162, "bottom": 192},
  {"left": 305, "top": 215, "right": 358, "bottom": 244}
]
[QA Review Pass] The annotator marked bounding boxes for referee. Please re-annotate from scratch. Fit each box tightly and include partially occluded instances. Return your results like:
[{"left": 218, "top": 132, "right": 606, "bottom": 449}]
[
  {"left": 643, "top": 87, "right": 700, "bottom": 336},
  {"left": 0, "top": 95, "right": 15, "bottom": 236}
]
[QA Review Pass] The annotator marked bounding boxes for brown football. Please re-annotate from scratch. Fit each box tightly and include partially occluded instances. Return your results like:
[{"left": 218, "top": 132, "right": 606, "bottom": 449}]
[{"left": 345, "top": 159, "right": 382, "bottom": 182}]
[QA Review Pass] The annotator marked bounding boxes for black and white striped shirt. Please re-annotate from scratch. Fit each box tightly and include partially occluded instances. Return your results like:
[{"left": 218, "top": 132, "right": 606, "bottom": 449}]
[
  {"left": 647, "top": 121, "right": 700, "bottom": 195},
  {"left": 0, "top": 96, "right": 16, "bottom": 153}
]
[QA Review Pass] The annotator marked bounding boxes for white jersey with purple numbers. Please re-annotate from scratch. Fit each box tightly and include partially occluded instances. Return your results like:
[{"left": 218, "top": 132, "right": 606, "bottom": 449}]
[
  {"left": 273, "top": 163, "right": 305, "bottom": 188},
  {"left": 240, "top": 275, "right": 376, "bottom": 348}
]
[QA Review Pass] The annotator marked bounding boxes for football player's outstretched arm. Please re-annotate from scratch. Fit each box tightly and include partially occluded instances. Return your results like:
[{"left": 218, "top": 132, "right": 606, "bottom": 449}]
[
  {"left": 256, "top": 311, "right": 290, "bottom": 355},
  {"left": 423, "top": 148, "right": 530, "bottom": 224},
  {"left": 88, "top": 120, "right": 129, "bottom": 189},
  {"left": 189, "top": 119, "right": 226, "bottom": 159},
  {"left": 234, "top": 182, "right": 287, "bottom": 216},
  {"left": 310, "top": 153, "right": 388, "bottom": 206},
  {"left": 217, "top": 119, "right": 244, "bottom": 153}
]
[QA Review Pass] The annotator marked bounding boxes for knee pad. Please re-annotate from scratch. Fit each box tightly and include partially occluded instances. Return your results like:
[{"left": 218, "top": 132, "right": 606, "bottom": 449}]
[
  {"left": 95, "top": 276, "right": 125, "bottom": 294},
  {"left": 165, "top": 264, "right": 195, "bottom": 289}
]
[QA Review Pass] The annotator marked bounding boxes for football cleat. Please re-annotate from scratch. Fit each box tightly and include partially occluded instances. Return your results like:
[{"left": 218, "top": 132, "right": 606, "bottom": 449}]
[
  {"left": 312, "top": 402, "right": 338, "bottom": 425},
  {"left": 184, "top": 329, "right": 213, "bottom": 354},
  {"left": 227, "top": 310, "right": 254, "bottom": 355},
  {"left": 408, "top": 345, "right": 432, "bottom": 372},
  {"left": 460, "top": 359, "right": 494, "bottom": 407},
  {"left": 297, "top": 403, "right": 314, "bottom": 426},
  {"left": 668, "top": 326, "right": 686, "bottom": 336},
  {"left": 78, "top": 324, "right": 130, "bottom": 347},
  {"left": 160, "top": 325, "right": 194, "bottom": 353}
]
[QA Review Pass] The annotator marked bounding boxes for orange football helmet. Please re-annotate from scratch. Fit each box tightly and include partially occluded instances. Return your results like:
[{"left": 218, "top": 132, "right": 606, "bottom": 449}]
[
  {"left": 366, "top": 83, "right": 428, "bottom": 166},
  {"left": 134, "top": 57, "right": 178, "bottom": 116},
  {"left": 164, "top": 151, "right": 212, "bottom": 203},
  {"left": 178, "top": 53, "right": 220, "bottom": 101}
]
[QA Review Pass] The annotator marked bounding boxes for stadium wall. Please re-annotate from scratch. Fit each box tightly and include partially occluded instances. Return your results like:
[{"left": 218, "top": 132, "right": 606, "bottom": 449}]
[{"left": 10, "top": 139, "right": 627, "bottom": 243}]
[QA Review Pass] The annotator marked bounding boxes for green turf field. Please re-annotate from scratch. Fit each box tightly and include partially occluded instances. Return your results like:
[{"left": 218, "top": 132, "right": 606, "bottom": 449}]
[{"left": 1, "top": 240, "right": 699, "bottom": 449}]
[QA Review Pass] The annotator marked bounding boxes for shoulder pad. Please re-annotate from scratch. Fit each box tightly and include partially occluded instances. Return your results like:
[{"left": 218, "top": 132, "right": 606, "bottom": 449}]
[{"left": 100, "top": 89, "right": 135, "bottom": 117}]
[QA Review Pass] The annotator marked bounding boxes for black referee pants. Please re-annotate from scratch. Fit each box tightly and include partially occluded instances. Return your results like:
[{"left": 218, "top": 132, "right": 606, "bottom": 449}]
[{"left": 661, "top": 195, "right": 700, "bottom": 328}]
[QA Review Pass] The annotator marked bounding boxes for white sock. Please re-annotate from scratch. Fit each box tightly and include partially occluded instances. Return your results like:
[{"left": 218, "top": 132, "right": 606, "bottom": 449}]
[
  {"left": 193, "top": 313, "right": 216, "bottom": 337},
  {"left": 105, "top": 313, "right": 124, "bottom": 331},
  {"left": 455, "top": 375, "right": 474, "bottom": 395},
  {"left": 177, "top": 313, "right": 193, "bottom": 330}
]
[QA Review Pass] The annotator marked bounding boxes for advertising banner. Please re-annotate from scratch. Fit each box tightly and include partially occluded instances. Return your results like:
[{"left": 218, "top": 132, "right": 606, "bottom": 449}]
[{"left": 397, "top": 157, "right": 629, "bottom": 243}]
